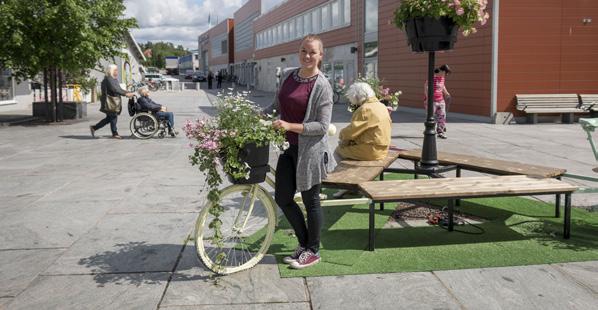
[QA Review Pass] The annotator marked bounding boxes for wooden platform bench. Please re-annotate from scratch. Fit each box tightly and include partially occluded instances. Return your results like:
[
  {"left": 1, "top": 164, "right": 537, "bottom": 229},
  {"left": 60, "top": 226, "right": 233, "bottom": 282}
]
[
  {"left": 515, "top": 94, "right": 583, "bottom": 124},
  {"left": 358, "top": 175, "right": 577, "bottom": 250},
  {"left": 322, "top": 150, "right": 400, "bottom": 191},
  {"left": 397, "top": 149, "right": 568, "bottom": 216}
]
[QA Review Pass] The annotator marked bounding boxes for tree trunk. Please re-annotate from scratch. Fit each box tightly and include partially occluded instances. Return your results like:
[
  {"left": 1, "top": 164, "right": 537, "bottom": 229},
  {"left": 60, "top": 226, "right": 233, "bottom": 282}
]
[
  {"left": 49, "top": 67, "right": 57, "bottom": 122},
  {"left": 44, "top": 68, "right": 51, "bottom": 122},
  {"left": 57, "top": 69, "right": 63, "bottom": 122},
  {"left": 43, "top": 69, "right": 48, "bottom": 103}
]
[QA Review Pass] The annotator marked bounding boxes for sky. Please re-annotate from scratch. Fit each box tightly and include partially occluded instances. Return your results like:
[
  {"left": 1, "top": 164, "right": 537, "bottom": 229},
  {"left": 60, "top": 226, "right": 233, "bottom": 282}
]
[{"left": 124, "top": 0, "right": 285, "bottom": 50}]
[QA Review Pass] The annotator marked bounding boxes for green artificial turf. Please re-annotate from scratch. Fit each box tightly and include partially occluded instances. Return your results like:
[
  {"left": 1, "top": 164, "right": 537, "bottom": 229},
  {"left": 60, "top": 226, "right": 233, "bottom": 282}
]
[{"left": 269, "top": 174, "right": 598, "bottom": 278}]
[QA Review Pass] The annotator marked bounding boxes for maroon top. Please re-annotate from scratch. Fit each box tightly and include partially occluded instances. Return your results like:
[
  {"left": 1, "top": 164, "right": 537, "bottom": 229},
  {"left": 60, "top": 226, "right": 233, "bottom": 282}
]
[{"left": 278, "top": 70, "right": 318, "bottom": 145}]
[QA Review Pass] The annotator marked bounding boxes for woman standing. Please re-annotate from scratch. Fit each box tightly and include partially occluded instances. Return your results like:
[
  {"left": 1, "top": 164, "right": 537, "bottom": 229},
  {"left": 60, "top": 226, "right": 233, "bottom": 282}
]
[
  {"left": 424, "top": 64, "right": 452, "bottom": 139},
  {"left": 90, "top": 64, "right": 134, "bottom": 139},
  {"left": 265, "top": 34, "right": 336, "bottom": 269}
]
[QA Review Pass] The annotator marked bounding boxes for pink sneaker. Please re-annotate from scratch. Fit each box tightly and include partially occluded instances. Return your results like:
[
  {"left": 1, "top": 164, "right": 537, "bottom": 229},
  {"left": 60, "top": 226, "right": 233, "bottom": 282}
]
[
  {"left": 289, "top": 250, "right": 320, "bottom": 269},
  {"left": 282, "top": 246, "right": 305, "bottom": 264}
]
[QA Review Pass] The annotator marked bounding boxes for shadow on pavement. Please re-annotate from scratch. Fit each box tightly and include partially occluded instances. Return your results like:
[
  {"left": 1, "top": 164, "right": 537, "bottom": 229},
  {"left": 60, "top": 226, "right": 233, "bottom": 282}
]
[{"left": 78, "top": 241, "right": 276, "bottom": 286}]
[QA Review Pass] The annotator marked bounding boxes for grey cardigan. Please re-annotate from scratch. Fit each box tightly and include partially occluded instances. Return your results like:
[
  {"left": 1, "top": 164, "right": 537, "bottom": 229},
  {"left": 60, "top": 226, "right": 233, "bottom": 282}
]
[{"left": 265, "top": 67, "right": 337, "bottom": 191}]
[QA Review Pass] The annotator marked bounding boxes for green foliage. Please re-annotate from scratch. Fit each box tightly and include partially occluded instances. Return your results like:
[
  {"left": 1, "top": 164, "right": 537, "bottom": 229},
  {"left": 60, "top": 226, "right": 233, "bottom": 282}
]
[
  {"left": 0, "top": 0, "right": 137, "bottom": 80},
  {"left": 394, "top": 0, "right": 490, "bottom": 36},
  {"left": 139, "top": 41, "right": 189, "bottom": 69},
  {"left": 347, "top": 75, "right": 402, "bottom": 112}
]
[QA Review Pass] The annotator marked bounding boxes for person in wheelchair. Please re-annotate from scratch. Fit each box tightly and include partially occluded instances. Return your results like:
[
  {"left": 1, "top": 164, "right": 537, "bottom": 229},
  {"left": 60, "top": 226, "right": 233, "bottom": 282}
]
[{"left": 136, "top": 87, "right": 178, "bottom": 137}]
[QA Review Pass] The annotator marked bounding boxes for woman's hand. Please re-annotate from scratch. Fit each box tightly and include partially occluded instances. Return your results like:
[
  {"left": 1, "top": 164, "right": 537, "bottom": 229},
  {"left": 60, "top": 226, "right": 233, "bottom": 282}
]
[
  {"left": 272, "top": 119, "right": 290, "bottom": 131},
  {"left": 273, "top": 119, "right": 304, "bottom": 134}
]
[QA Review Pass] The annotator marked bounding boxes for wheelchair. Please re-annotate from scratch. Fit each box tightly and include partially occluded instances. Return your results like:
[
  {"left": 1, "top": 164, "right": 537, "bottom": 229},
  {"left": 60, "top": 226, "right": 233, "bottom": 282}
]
[{"left": 128, "top": 96, "right": 170, "bottom": 139}]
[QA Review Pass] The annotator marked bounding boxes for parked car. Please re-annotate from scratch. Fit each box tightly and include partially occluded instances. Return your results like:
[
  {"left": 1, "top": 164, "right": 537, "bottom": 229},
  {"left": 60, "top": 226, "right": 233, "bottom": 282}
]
[
  {"left": 192, "top": 72, "right": 206, "bottom": 82},
  {"left": 184, "top": 70, "right": 195, "bottom": 79},
  {"left": 144, "top": 73, "right": 163, "bottom": 82}
]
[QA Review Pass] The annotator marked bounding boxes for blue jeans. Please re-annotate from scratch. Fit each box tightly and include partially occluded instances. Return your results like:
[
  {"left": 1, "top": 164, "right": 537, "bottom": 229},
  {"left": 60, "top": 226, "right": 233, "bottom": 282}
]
[
  {"left": 93, "top": 112, "right": 118, "bottom": 135},
  {"left": 156, "top": 111, "right": 174, "bottom": 129}
]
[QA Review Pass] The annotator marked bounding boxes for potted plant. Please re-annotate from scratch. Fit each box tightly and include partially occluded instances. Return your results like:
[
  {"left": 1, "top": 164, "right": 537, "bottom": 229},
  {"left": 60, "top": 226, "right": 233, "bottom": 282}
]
[
  {"left": 347, "top": 75, "right": 402, "bottom": 113},
  {"left": 394, "top": 0, "right": 490, "bottom": 52},
  {"left": 184, "top": 90, "right": 287, "bottom": 186}
]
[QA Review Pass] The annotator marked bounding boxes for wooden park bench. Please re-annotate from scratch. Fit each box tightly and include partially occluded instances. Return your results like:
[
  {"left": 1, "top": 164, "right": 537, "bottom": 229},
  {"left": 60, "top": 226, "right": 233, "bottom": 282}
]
[
  {"left": 397, "top": 149, "right": 568, "bottom": 216},
  {"left": 322, "top": 150, "right": 400, "bottom": 191},
  {"left": 398, "top": 149, "right": 566, "bottom": 178},
  {"left": 579, "top": 94, "right": 598, "bottom": 116},
  {"left": 515, "top": 94, "right": 583, "bottom": 124},
  {"left": 359, "top": 175, "right": 577, "bottom": 250}
]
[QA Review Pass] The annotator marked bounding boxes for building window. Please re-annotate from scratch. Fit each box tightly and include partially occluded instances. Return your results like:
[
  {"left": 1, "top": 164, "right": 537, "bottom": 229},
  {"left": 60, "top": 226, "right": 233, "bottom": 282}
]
[
  {"left": 364, "top": 41, "right": 378, "bottom": 58},
  {"left": 296, "top": 16, "right": 303, "bottom": 38},
  {"left": 304, "top": 13, "right": 311, "bottom": 35},
  {"left": 221, "top": 40, "right": 228, "bottom": 54},
  {"left": 312, "top": 8, "right": 321, "bottom": 33},
  {"left": 289, "top": 19, "right": 296, "bottom": 41},
  {"left": 0, "top": 69, "right": 14, "bottom": 102},
  {"left": 365, "top": 0, "right": 378, "bottom": 34},
  {"left": 331, "top": 1, "right": 340, "bottom": 27},
  {"left": 322, "top": 62, "right": 332, "bottom": 84},
  {"left": 277, "top": 24, "right": 282, "bottom": 44},
  {"left": 343, "top": 0, "right": 351, "bottom": 25},
  {"left": 322, "top": 4, "right": 330, "bottom": 31},
  {"left": 255, "top": 0, "right": 352, "bottom": 50}
]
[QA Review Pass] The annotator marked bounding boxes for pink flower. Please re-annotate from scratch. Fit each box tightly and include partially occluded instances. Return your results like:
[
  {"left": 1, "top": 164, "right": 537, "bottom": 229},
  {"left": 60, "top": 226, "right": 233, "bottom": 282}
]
[{"left": 456, "top": 7, "right": 464, "bottom": 15}]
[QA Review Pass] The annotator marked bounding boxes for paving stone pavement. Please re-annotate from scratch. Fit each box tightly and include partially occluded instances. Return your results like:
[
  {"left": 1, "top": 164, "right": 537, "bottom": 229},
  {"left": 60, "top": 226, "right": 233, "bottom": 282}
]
[{"left": 0, "top": 89, "right": 597, "bottom": 309}]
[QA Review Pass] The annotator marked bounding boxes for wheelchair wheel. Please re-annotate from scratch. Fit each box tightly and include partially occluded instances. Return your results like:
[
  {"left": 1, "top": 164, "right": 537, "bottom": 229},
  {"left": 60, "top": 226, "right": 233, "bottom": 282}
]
[
  {"left": 195, "top": 184, "right": 276, "bottom": 275},
  {"left": 129, "top": 113, "right": 158, "bottom": 139}
]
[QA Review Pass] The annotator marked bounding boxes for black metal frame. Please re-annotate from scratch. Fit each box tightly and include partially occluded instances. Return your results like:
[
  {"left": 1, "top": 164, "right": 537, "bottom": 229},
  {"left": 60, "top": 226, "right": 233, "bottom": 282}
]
[{"left": 366, "top": 191, "right": 573, "bottom": 251}]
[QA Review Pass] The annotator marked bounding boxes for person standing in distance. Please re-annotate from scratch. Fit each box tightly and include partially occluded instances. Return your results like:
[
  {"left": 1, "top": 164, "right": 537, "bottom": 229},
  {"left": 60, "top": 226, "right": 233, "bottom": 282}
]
[{"left": 264, "top": 34, "right": 337, "bottom": 269}]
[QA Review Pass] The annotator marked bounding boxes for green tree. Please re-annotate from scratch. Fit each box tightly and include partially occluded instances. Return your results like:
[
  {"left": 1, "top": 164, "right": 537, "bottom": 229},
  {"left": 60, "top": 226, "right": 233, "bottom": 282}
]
[
  {"left": 0, "top": 0, "right": 137, "bottom": 122},
  {"left": 140, "top": 41, "right": 189, "bottom": 69}
]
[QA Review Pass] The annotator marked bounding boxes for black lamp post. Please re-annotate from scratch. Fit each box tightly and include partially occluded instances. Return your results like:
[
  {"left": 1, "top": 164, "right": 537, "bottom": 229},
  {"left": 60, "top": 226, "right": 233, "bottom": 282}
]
[
  {"left": 419, "top": 51, "right": 439, "bottom": 171},
  {"left": 404, "top": 17, "right": 459, "bottom": 176}
]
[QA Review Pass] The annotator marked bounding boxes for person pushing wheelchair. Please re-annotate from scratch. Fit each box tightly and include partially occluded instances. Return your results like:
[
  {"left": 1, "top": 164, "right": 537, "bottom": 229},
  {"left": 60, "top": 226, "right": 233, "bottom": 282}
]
[{"left": 136, "top": 87, "right": 178, "bottom": 137}]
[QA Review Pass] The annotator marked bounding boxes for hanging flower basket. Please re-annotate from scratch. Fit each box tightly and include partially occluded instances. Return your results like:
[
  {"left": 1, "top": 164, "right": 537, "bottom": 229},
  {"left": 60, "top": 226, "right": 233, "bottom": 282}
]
[
  {"left": 404, "top": 16, "right": 458, "bottom": 52},
  {"left": 227, "top": 142, "right": 270, "bottom": 184}
]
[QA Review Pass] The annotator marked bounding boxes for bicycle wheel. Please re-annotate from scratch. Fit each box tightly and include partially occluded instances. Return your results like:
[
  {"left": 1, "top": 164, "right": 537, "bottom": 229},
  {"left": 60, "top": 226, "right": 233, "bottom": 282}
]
[
  {"left": 195, "top": 184, "right": 276, "bottom": 274},
  {"left": 129, "top": 113, "right": 158, "bottom": 139}
]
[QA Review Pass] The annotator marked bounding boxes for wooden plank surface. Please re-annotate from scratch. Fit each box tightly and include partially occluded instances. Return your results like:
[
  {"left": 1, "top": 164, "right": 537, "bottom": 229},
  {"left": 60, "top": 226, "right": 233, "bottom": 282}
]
[
  {"left": 323, "top": 165, "right": 384, "bottom": 190},
  {"left": 322, "top": 150, "right": 400, "bottom": 189},
  {"left": 359, "top": 175, "right": 577, "bottom": 201},
  {"left": 398, "top": 149, "right": 566, "bottom": 178}
]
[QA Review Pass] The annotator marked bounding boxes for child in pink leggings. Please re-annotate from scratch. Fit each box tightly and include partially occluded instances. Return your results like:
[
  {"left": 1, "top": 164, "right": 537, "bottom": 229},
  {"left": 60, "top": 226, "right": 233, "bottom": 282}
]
[{"left": 424, "top": 64, "right": 452, "bottom": 139}]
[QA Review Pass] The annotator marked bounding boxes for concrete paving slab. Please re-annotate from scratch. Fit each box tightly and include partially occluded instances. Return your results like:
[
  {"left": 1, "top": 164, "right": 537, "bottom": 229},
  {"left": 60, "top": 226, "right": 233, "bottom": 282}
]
[
  {"left": 0, "top": 201, "right": 113, "bottom": 249},
  {"left": 44, "top": 213, "right": 194, "bottom": 275},
  {"left": 159, "top": 303, "right": 311, "bottom": 310},
  {"left": 434, "top": 265, "right": 598, "bottom": 309},
  {"left": 554, "top": 261, "right": 598, "bottom": 294},
  {"left": 35, "top": 175, "right": 142, "bottom": 203},
  {"left": 109, "top": 192, "right": 202, "bottom": 214},
  {"left": 0, "top": 297, "right": 13, "bottom": 308},
  {"left": 6, "top": 273, "right": 168, "bottom": 310},
  {"left": 160, "top": 244, "right": 307, "bottom": 307},
  {"left": 0, "top": 249, "right": 64, "bottom": 297},
  {"left": 0, "top": 175, "right": 74, "bottom": 199},
  {"left": 307, "top": 272, "right": 461, "bottom": 310},
  {"left": 0, "top": 195, "right": 43, "bottom": 210}
]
